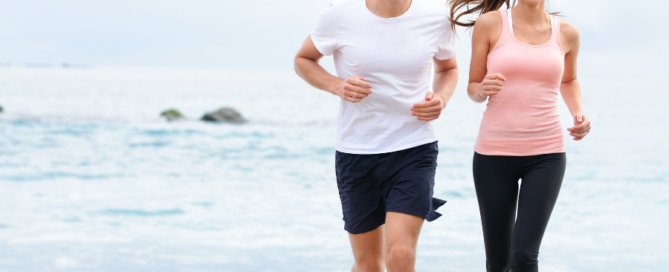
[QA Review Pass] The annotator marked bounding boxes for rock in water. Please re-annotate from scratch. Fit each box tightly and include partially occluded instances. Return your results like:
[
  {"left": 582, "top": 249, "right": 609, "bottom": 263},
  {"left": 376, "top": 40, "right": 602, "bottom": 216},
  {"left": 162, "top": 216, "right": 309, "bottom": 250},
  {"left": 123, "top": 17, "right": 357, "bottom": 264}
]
[
  {"left": 160, "top": 109, "right": 184, "bottom": 121},
  {"left": 0, "top": 106, "right": 3, "bottom": 113},
  {"left": 201, "top": 107, "right": 247, "bottom": 124}
]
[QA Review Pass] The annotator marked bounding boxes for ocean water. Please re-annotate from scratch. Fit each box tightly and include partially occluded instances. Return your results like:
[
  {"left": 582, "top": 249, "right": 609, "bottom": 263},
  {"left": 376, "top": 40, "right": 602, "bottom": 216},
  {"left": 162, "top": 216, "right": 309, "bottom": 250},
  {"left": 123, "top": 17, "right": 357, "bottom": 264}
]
[{"left": 0, "top": 67, "right": 667, "bottom": 272}]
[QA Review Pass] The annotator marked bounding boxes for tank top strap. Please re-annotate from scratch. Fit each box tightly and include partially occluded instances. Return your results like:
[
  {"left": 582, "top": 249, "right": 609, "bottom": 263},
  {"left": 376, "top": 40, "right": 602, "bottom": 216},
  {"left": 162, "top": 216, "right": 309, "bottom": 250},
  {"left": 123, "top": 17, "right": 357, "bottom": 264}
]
[
  {"left": 497, "top": 9, "right": 512, "bottom": 44},
  {"left": 551, "top": 15, "right": 561, "bottom": 37},
  {"left": 552, "top": 16, "right": 564, "bottom": 53}
]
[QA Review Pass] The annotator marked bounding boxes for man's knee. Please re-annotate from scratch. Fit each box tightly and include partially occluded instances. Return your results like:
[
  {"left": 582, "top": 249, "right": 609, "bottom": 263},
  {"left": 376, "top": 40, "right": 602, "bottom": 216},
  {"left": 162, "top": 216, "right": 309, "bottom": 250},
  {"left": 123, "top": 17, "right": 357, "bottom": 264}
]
[
  {"left": 386, "top": 244, "right": 416, "bottom": 264},
  {"left": 353, "top": 255, "right": 384, "bottom": 272},
  {"left": 511, "top": 248, "right": 538, "bottom": 270}
]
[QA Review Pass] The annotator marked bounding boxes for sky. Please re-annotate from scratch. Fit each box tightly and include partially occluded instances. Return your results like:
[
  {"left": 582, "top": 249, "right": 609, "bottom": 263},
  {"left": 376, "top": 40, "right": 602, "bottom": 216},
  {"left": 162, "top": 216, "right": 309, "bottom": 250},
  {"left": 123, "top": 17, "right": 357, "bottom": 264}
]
[{"left": 0, "top": 0, "right": 666, "bottom": 75}]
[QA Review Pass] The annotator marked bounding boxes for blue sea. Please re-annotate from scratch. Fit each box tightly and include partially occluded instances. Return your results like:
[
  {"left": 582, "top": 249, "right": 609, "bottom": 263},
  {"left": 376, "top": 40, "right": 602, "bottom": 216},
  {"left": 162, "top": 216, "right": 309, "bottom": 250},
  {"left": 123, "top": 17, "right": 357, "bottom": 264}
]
[{"left": 0, "top": 67, "right": 667, "bottom": 271}]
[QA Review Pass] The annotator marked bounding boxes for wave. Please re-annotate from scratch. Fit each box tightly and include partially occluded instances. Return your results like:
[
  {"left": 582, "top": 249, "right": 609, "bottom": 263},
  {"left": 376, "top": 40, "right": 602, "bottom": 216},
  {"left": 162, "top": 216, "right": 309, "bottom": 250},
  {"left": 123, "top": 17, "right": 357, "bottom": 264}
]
[{"left": 92, "top": 208, "right": 185, "bottom": 217}]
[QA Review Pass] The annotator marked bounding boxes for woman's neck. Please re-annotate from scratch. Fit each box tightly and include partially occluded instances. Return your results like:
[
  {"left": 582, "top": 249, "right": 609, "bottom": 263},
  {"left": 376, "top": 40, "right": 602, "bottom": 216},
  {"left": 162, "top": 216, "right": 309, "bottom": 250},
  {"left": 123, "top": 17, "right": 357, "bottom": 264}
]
[
  {"left": 512, "top": 1, "right": 550, "bottom": 26},
  {"left": 366, "top": 0, "right": 412, "bottom": 18}
]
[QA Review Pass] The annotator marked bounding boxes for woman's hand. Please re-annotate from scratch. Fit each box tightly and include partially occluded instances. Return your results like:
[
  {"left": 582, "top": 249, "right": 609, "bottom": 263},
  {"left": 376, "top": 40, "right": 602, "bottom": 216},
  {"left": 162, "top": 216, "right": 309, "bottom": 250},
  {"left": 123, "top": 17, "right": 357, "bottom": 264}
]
[
  {"left": 567, "top": 113, "right": 591, "bottom": 141},
  {"left": 477, "top": 73, "right": 506, "bottom": 99},
  {"left": 335, "top": 76, "right": 372, "bottom": 103}
]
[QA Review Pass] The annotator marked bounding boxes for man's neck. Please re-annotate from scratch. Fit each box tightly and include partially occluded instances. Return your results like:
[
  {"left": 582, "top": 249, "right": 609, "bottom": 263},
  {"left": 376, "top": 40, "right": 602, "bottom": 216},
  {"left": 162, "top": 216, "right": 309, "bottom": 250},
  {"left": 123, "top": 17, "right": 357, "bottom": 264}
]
[{"left": 366, "top": 0, "right": 412, "bottom": 18}]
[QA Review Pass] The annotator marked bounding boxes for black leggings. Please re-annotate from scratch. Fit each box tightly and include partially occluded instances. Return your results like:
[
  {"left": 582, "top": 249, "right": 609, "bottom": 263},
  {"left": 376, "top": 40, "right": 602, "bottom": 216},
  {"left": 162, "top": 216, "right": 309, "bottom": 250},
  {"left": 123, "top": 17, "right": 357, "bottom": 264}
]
[{"left": 473, "top": 152, "right": 566, "bottom": 272}]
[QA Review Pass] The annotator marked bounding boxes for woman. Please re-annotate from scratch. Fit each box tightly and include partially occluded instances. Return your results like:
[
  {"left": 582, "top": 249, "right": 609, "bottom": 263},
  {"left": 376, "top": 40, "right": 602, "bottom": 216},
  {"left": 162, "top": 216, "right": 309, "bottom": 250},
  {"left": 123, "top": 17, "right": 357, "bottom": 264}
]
[
  {"left": 294, "top": 0, "right": 459, "bottom": 271},
  {"left": 449, "top": 0, "right": 591, "bottom": 271}
]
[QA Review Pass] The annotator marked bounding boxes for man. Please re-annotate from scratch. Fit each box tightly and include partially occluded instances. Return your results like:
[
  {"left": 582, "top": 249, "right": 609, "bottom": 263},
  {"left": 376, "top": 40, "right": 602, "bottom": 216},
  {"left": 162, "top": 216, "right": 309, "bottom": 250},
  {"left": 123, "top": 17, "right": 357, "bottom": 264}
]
[{"left": 294, "top": 0, "right": 458, "bottom": 271}]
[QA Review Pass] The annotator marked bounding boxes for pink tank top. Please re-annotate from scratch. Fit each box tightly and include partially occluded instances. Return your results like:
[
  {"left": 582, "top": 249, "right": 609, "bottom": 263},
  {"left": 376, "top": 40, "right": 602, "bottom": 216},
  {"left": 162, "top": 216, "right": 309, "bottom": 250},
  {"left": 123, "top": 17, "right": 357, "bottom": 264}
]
[{"left": 474, "top": 9, "right": 566, "bottom": 156}]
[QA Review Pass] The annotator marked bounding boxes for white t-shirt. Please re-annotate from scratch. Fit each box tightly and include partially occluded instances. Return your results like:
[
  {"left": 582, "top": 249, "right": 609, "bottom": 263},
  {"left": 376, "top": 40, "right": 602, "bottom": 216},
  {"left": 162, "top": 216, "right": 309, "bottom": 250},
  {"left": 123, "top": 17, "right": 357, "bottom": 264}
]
[{"left": 312, "top": 0, "right": 455, "bottom": 154}]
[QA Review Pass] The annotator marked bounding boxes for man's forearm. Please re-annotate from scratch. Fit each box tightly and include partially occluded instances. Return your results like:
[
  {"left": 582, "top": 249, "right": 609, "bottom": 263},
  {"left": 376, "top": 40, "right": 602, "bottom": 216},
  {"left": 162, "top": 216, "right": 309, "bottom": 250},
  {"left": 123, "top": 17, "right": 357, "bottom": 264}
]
[
  {"left": 294, "top": 57, "right": 342, "bottom": 95},
  {"left": 433, "top": 67, "right": 459, "bottom": 107}
]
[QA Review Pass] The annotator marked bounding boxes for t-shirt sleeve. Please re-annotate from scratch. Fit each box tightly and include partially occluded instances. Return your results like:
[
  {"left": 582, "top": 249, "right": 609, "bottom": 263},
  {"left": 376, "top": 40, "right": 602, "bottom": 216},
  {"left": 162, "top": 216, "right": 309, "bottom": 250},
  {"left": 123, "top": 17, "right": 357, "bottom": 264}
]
[
  {"left": 435, "top": 19, "right": 456, "bottom": 60},
  {"left": 311, "top": 4, "right": 339, "bottom": 56}
]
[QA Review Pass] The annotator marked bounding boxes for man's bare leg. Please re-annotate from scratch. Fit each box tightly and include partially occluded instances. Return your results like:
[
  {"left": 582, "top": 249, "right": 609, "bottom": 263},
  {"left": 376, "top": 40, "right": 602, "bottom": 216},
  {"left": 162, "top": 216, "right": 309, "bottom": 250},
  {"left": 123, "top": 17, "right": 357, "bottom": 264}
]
[
  {"left": 349, "top": 225, "right": 385, "bottom": 272},
  {"left": 384, "top": 212, "right": 425, "bottom": 272}
]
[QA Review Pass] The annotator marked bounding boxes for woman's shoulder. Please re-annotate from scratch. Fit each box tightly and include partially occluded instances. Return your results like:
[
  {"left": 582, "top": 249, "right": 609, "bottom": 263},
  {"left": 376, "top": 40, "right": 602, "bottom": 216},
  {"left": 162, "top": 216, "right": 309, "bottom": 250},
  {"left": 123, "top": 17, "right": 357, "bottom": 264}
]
[
  {"left": 471, "top": 10, "right": 503, "bottom": 41},
  {"left": 559, "top": 19, "right": 580, "bottom": 41},
  {"left": 474, "top": 10, "right": 503, "bottom": 31},
  {"left": 559, "top": 19, "right": 580, "bottom": 51}
]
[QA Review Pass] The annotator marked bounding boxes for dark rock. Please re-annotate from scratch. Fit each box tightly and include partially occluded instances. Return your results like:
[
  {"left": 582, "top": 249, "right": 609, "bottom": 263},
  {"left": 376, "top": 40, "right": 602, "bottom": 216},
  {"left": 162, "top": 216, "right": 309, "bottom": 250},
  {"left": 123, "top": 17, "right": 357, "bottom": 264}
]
[
  {"left": 160, "top": 109, "right": 184, "bottom": 121},
  {"left": 0, "top": 105, "right": 3, "bottom": 113},
  {"left": 201, "top": 107, "right": 247, "bottom": 124}
]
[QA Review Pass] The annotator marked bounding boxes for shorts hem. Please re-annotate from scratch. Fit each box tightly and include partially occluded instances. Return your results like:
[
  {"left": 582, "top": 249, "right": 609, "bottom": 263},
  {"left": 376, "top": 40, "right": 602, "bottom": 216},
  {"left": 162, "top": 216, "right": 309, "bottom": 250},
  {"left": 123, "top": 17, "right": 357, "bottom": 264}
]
[
  {"left": 385, "top": 208, "right": 429, "bottom": 220},
  {"left": 345, "top": 223, "right": 384, "bottom": 235}
]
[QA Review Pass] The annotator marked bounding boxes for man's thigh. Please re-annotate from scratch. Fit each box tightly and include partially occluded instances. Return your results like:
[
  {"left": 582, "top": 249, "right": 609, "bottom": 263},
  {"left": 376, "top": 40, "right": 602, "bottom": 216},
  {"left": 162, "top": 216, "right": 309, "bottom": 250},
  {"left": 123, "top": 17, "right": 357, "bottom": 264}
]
[
  {"left": 349, "top": 225, "right": 385, "bottom": 264},
  {"left": 384, "top": 212, "right": 424, "bottom": 252}
]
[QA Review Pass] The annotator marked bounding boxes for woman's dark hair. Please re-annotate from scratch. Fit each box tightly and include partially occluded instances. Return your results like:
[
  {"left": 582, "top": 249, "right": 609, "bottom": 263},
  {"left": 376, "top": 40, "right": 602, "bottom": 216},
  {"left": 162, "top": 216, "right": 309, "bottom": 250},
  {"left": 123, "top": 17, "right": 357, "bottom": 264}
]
[
  {"left": 449, "top": 0, "right": 516, "bottom": 30},
  {"left": 448, "top": 0, "right": 558, "bottom": 30}
]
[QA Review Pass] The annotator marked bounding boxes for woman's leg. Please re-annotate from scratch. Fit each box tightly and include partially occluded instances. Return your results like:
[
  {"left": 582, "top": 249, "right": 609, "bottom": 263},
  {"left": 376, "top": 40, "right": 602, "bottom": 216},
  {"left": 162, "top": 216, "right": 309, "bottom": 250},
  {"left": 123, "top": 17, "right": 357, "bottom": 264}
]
[
  {"left": 510, "top": 153, "right": 566, "bottom": 272},
  {"left": 349, "top": 225, "right": 385, "bottom": 272},
  {"left": 473, "top": 153, "right": 523, "bottom": 272},
  {"left": 384, "top": 212, "right": 425, "bottom": 272}
]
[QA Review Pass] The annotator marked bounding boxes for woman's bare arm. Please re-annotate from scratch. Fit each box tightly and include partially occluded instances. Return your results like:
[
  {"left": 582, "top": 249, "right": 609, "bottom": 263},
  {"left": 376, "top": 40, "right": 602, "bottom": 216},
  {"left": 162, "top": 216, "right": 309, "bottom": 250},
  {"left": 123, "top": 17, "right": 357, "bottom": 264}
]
[
  {"left": 467, "top": 12, "right": 505, "bottom": 103},
  {"left": 559, "top": 21, "right": 591, "bottom": 141}
]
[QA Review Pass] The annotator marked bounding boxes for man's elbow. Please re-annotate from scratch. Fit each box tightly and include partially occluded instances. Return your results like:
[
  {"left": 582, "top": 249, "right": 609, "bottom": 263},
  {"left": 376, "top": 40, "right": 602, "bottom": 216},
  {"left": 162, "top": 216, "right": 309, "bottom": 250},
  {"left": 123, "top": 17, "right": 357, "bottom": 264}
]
[
  {"left": 294, "top": 55, "right": 307, "bottom": 77},
  {"left": 294, "top": 56, "right": 300, "bottom": 75}
]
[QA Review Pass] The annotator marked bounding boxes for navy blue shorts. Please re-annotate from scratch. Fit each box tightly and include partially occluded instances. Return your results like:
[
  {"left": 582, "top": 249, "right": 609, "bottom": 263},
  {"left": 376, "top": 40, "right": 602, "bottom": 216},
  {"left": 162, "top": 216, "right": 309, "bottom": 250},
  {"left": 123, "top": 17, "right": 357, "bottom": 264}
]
[{"left": 335, "top": 141, "right": 446, "bottom": 234}]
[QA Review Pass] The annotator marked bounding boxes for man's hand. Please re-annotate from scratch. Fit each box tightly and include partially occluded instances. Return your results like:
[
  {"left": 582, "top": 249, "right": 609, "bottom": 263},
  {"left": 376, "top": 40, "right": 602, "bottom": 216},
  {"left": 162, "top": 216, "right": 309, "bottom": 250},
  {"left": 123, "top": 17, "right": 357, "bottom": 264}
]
[
  {"left": 411, "top": 92, "right": 445, "bottom": 121},
  {"left": 567, "top": 113, "right": 591, "bottom": 141},
  {"left": 334, "top": 76, "right": 372, "bottom": 103}
]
